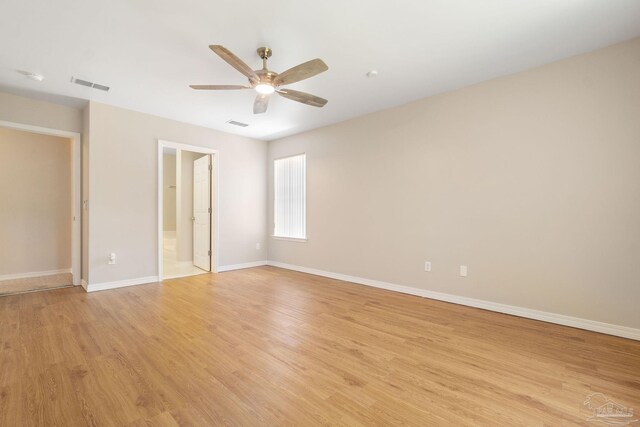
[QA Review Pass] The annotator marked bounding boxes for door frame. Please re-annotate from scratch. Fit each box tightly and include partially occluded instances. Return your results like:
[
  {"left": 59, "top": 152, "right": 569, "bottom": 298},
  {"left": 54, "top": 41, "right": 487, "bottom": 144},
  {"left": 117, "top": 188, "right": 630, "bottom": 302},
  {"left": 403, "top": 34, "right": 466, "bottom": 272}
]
[
  {"left": 0, "top": 120, "right": 82, "bottom": 286},
  {"left": 157, "top": 139, "right": 219, "bottom": 279}
]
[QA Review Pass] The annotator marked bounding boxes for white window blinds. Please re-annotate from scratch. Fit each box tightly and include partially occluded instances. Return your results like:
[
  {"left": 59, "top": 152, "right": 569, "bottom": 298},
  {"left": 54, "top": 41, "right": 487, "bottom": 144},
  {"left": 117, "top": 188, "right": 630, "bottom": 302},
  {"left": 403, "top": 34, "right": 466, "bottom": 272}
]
[{"left": 274, "top": 154, "right": 306, "bottom": 239}]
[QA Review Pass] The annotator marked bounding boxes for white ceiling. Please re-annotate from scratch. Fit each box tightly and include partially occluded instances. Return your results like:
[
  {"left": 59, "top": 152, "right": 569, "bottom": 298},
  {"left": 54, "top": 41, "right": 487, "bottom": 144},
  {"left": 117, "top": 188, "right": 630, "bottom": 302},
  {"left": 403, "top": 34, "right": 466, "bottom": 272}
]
[{"left": 2, "top": 1, "right": 640, "bottom": 140}]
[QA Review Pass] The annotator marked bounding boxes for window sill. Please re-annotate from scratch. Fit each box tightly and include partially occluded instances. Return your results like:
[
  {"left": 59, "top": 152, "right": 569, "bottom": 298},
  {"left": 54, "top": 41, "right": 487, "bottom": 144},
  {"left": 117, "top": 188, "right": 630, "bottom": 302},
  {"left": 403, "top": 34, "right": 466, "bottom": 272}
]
[{"left": 271, "top": 236, "right": 308, "bottom": 243}]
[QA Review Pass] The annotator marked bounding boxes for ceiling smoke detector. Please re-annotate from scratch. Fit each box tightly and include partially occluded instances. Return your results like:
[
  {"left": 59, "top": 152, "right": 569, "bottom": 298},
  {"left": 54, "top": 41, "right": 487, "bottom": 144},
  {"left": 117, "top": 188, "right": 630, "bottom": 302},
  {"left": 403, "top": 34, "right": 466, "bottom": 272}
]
[
  {"left": 17, "top": 70, "right": 44, "bottom": 81},
  {"left": 26, "top": 72, "right": 44, "bottom": 81}
]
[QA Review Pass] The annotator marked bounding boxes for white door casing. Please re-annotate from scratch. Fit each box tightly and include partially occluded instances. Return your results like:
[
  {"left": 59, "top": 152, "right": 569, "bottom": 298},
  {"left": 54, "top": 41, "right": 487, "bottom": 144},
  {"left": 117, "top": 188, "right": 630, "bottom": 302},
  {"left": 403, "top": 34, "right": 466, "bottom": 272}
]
[
  {"left": 157, "top": 140, "right": 218, "bottom": 279},
  {"left": 193, "top": 155, "right": 211, "bottom": 271}
]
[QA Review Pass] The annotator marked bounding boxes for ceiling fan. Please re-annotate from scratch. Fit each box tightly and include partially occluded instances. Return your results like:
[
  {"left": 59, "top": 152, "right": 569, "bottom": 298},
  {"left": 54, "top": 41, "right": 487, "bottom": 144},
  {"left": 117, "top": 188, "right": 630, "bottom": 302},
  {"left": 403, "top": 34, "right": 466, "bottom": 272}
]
[{"left": 190, "top": 45, "right": 328, "bottom": 114}]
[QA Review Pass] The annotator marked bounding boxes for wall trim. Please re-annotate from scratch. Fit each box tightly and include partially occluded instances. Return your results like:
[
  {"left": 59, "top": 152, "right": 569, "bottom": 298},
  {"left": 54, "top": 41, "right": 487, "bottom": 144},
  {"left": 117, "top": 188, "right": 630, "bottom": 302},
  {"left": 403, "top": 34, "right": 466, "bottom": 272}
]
[
  {"left": 85, "top": 276, "right": 159, "bottom": 293},
  {"left": 218, "top": 261, "right": 267, "bottom": 272},
  {"left": 0, "top": 268, "right": 72, "bottom": 282},
  {"left": 266, "top": 261, "right": 640, "bottom": 341}
]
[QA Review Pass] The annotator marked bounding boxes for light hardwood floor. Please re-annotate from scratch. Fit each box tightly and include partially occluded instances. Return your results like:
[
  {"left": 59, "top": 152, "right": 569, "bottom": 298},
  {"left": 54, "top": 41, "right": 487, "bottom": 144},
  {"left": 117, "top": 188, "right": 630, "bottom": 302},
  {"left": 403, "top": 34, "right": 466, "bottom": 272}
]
[{"left": 0, "top": 266, "right": 638, "bottom": 426}]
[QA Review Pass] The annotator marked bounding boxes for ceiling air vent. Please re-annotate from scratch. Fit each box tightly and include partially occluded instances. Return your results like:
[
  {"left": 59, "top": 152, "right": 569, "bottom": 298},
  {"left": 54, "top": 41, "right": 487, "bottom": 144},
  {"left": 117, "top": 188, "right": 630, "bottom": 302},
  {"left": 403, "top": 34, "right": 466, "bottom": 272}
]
[
  {"left": 73, "top": 78, "right": 93, "bottom": 87},
  {"left": 226, "top": 120, "right": 249, "bottom": 127},
  {"left": 71, "top": 77, "right": 110, "bottom": 92},
  {"left": 92, "top": 83, "right": 110, "bottom": 92}
]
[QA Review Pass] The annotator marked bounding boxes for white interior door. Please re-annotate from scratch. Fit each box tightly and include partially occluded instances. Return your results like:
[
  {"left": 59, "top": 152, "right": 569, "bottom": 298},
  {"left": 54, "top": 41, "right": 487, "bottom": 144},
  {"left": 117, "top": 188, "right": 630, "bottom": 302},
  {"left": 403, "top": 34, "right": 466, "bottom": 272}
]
[{"left": 193, "top": 155, "right": 211, "bottom": 271}]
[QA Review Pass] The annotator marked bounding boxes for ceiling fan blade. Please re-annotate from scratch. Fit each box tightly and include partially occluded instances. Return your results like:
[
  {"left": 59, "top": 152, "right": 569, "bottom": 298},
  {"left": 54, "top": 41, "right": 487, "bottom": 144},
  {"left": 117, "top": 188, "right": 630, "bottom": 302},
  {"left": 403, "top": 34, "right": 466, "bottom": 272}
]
[
  {"left": 277, "top": 89, "right": 328, "bottom": 108},
  {"left": 273, "top": 58, "right": 328, "bottom": 86},
  {"left": 253, "top": 93, "right": 270, "bottom": 114},
  {"left": 209, "top": 45, "right": 260, "bottom": 83},
  {"left": 190, "top": 85, "right": 250, "bottom": 90}
]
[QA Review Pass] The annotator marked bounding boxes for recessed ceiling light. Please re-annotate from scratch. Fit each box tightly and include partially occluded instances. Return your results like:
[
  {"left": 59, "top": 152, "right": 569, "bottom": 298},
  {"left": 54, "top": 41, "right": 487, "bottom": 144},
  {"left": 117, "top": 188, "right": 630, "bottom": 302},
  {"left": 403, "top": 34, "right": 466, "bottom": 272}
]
[{"left": 366, "top": 70, "right": 379, "bottom": 78}]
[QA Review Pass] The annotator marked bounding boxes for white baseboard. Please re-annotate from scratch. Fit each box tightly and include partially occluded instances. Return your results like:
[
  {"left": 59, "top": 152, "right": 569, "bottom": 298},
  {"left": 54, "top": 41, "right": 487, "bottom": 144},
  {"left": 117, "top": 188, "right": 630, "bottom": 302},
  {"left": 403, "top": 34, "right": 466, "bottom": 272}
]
[
  {"left": 81, "top": 279, "right": 88, "bottom": 291},
  {"left": 218, "top": 261, "right": 267, "bottom": 272},
  {"left": 0, "top": 268, "right": 72, "bottom": 282},
  {"left": 85, "top": 276, "right": 159, "bottom": 293},
  {"left": 266, "top": 261, "right": 640, "bottom": 341}
]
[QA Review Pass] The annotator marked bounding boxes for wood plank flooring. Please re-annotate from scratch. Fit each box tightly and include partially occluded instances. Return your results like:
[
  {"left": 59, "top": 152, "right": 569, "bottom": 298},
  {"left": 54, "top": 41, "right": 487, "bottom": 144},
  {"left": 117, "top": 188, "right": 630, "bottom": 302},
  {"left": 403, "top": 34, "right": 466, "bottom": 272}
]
[{"left": 0, "top": 266, "right": 638, "bottom": 425}]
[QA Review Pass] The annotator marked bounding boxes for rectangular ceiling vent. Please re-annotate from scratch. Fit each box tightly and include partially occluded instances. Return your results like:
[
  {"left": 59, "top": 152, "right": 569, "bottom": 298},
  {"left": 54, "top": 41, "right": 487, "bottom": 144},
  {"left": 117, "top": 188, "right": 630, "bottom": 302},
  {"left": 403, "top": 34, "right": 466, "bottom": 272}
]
[
  {"left": 91, "top": 83, "right": 110, "bottom": 92},
  {"left": 71, "top": 77, "right": 110, "bottom": 92},
  {"left": 74, "top": 78, "right": 93, "bottom": 87},
  {"left": 226, "top": 120, "right": 249, "bottom": 127}
]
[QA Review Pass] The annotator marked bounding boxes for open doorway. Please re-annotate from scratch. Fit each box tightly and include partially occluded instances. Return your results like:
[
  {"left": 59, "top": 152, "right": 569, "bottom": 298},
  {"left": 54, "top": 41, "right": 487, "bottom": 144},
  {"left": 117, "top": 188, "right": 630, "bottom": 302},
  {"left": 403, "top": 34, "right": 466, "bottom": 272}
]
[
  {"left": 158, "top": 140, "right": 218, "bottom": 280},
  {"left": 0, "top": 121, "right": 81, "bottom": 295}
]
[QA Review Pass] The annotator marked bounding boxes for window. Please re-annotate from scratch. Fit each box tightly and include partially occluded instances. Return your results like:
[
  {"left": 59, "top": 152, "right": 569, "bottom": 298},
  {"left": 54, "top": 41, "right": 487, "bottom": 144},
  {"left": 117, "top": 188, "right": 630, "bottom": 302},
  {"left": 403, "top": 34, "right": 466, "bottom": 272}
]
[{"left": 274, "top": 154, "right": 306, "bottom": 240}]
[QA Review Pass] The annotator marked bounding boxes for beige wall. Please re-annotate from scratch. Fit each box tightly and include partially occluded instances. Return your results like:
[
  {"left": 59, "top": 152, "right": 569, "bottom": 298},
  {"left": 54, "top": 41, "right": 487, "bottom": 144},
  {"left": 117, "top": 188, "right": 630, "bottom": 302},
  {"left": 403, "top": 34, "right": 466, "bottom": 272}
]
[
  {"left": 86, "top": 102, "right": 267, "bottom": 284},
  {"left": 162, "top": 154, "right": 176, "bottom": 231},
  {"left": 268, "top": 37, "right": 640, "bottom": 330},
  {"left": 0, "top": 127, "right": 72, "bottom": 275},
  {"left": 0, "top": 92, "right": 82, "bottom": 133}
]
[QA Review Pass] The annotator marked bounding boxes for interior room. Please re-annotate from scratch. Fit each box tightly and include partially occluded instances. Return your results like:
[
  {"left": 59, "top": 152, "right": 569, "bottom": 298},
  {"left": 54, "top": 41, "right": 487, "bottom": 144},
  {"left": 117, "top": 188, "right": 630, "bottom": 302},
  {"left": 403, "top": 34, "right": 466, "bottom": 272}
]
[{"left": 1, "top": 1, "right": 639, "bottom": 425}]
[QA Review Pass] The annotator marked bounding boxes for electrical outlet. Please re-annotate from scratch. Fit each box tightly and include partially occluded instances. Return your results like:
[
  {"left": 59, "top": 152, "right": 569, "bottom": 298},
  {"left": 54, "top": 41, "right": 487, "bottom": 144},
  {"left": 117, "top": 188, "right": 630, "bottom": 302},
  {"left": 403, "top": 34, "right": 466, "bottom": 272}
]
[
  {"left": 460, "top": 265, "right": 467, "bottom": 277},
  {"left": 256, "top": 242, "right": 261, "bottom": 250},
  {"left": 424, "top": 261, "right": 431, "bottom": 272},
  {"left": 108, "top": 253, "right": 116, "bottom": 265}
]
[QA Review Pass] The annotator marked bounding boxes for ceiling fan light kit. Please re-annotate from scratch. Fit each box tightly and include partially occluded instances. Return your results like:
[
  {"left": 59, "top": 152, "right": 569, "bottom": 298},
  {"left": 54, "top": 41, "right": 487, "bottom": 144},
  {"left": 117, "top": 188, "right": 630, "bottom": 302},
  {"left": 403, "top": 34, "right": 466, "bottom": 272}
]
[
  {"left": 191, "top": 45, "right": 328, "bottom": 114},
  {"left": 255, "top": 83, "right": 275, "bottom": 95}
]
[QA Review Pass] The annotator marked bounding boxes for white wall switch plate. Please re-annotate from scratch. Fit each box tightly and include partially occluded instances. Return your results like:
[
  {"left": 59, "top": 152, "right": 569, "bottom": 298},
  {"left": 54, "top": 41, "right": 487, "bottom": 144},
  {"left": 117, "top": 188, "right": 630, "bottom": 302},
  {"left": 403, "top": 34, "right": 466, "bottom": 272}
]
[
  {"left": 256, "top": 242, "right": 261, "bottom": 250},
  {"left": 424, "top": 261, "right": 431, "bottom": 272},
  {"left": 460, "top": 265, "right": 467, "bottom": 277},
  {"left": 108, "top": 253, "right": 116, "bottom": 265}
]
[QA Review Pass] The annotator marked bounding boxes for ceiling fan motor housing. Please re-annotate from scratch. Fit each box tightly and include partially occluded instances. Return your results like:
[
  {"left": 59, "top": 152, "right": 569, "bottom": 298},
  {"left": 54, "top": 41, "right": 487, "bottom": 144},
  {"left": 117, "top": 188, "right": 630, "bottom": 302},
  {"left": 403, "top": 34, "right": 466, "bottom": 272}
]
[{"left": 253, "top": 69, "right": 278, "bottom": 87}]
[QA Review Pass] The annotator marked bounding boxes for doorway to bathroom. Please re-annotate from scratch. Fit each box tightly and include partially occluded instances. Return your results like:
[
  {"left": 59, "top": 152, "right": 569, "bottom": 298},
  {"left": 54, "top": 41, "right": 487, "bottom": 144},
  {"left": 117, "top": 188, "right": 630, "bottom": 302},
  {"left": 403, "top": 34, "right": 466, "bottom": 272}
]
[{"left": 158, "top": 140, "right": 218, "bottom": 280}]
